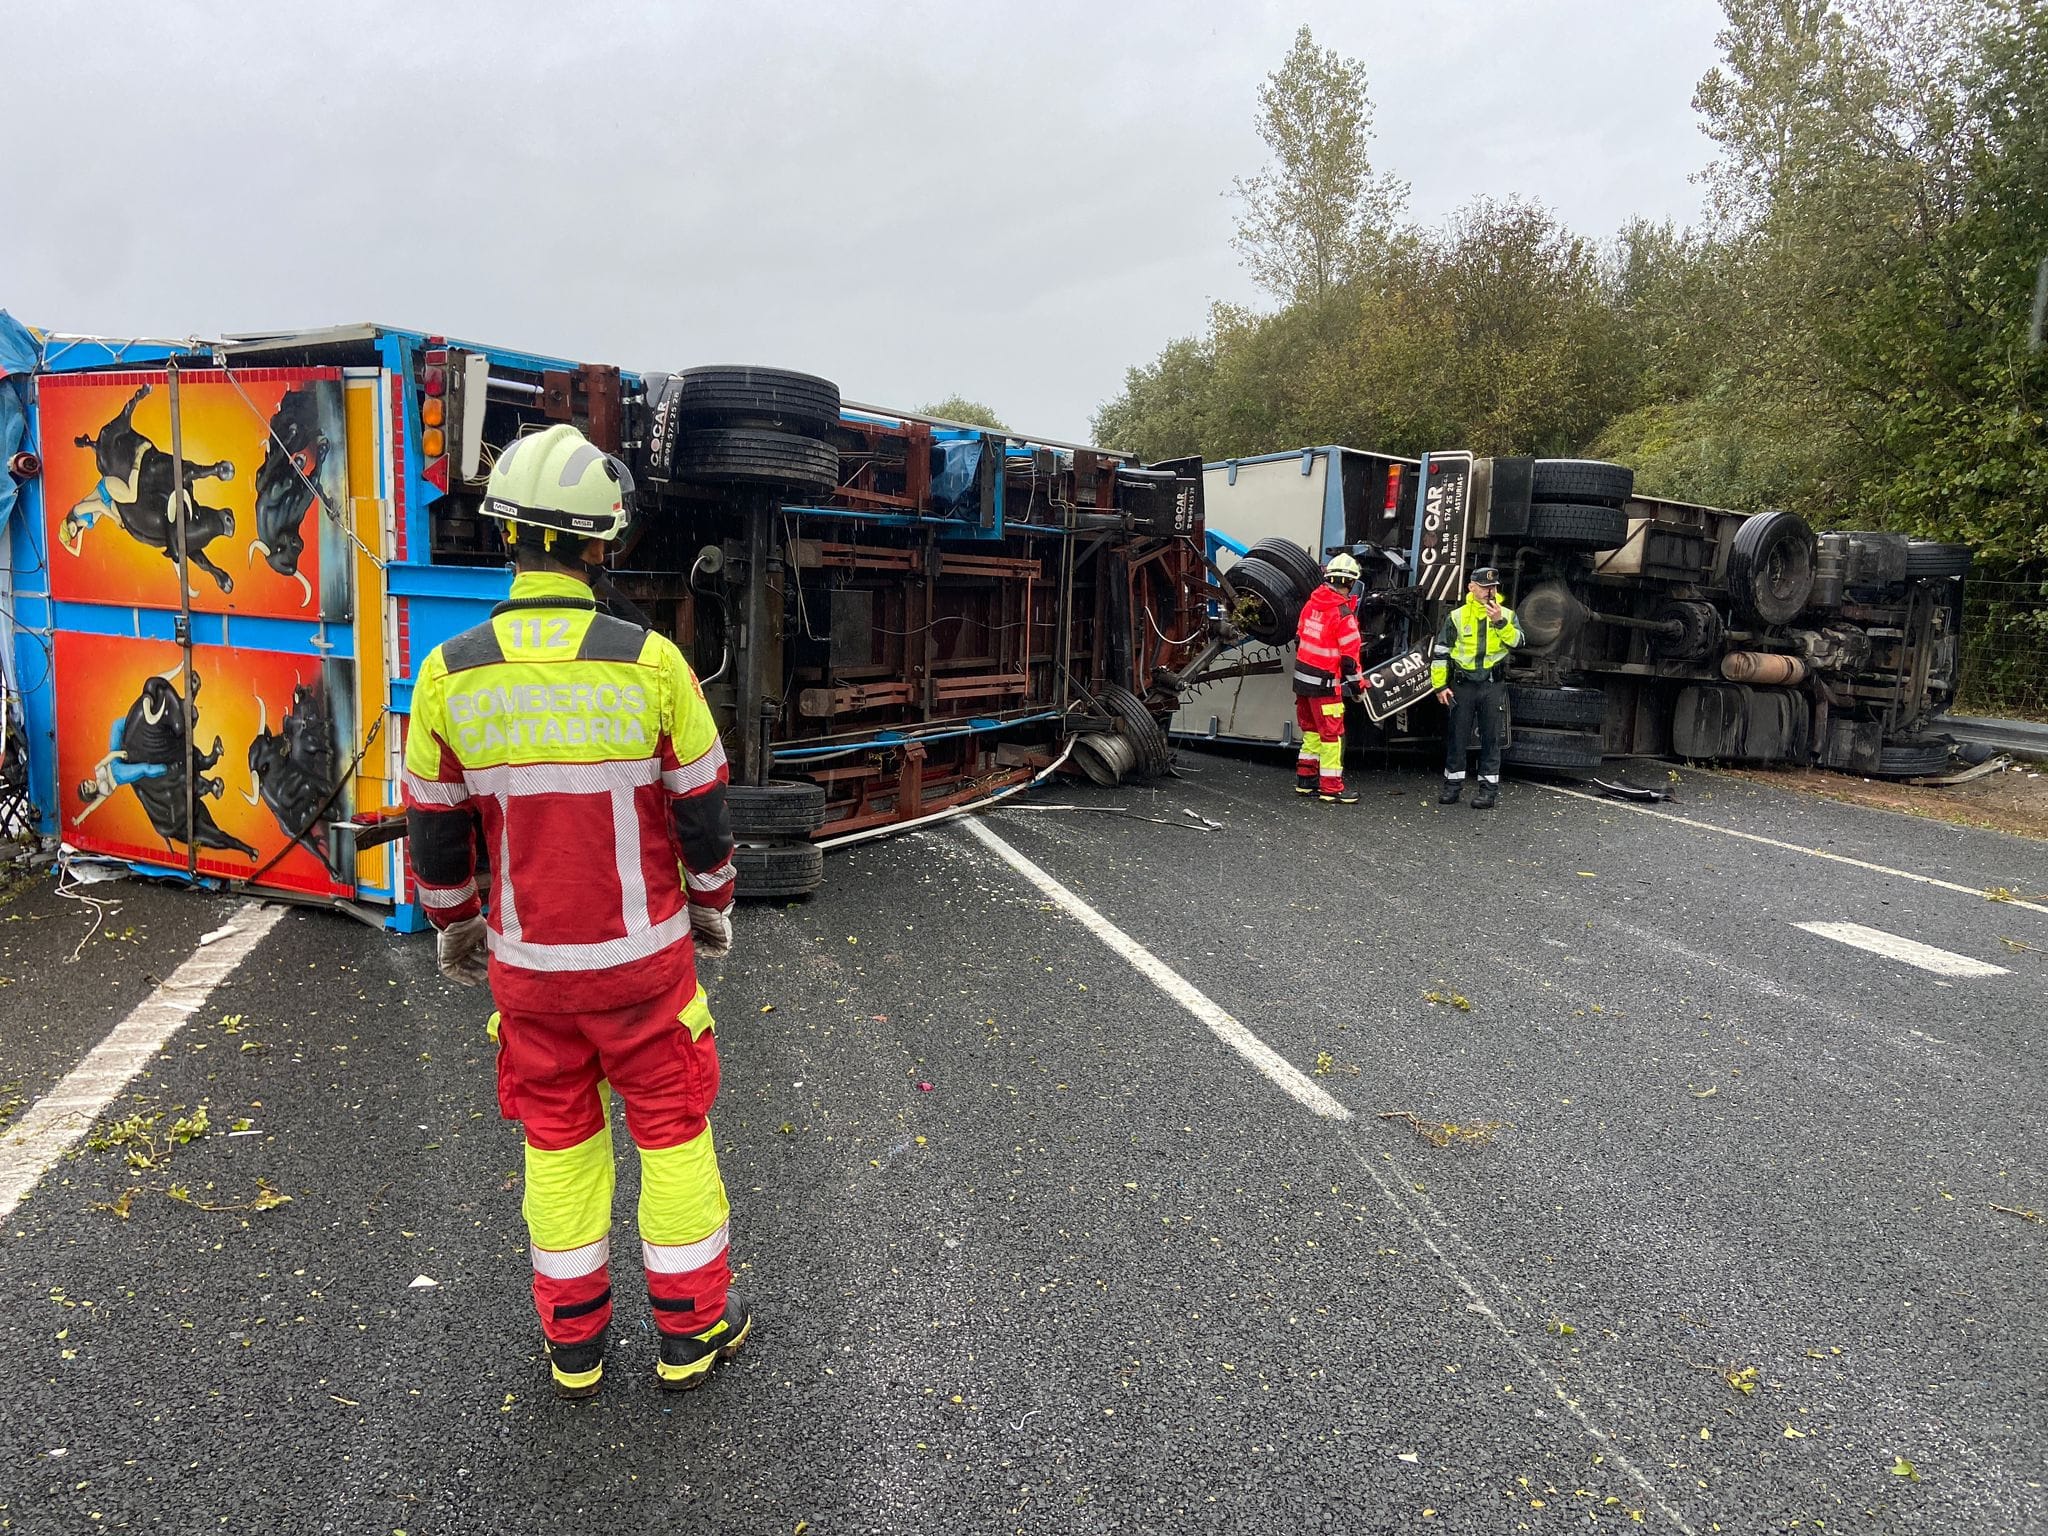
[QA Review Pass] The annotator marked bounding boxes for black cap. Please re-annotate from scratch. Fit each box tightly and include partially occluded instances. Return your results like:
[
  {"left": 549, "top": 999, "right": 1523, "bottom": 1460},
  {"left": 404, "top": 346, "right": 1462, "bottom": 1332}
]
[{"left": 1470, "top": 566, "right": 1502, "bottom": 586}]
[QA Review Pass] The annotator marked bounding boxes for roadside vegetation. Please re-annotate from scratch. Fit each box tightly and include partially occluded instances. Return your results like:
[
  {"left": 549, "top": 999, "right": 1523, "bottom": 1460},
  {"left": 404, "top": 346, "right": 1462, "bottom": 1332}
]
[{"left": 1095, "top": 4, "right": 2047, "bottom": 715}]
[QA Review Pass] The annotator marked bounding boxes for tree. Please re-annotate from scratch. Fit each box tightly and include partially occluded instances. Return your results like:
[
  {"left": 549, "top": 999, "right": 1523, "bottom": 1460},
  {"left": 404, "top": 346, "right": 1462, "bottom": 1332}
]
[
  {"left": 917, "top": 396, "right": 1010, "bottom": 432},
  {"left": 1230, "top": 26, "right": 1406, "bottom": 305}
]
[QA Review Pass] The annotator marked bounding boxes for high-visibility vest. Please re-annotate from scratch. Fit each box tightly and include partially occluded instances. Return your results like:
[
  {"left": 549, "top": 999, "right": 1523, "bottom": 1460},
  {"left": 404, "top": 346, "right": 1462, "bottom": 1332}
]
[
  {"left": 403, "top": 570, "right": 735, "bottom": 1012},
  {"left": 1429, "top": 596, "right": 1522, "bottom": 689},
  {"left": 1292, "top": 583, "right": 1363, "bottom": 697}
]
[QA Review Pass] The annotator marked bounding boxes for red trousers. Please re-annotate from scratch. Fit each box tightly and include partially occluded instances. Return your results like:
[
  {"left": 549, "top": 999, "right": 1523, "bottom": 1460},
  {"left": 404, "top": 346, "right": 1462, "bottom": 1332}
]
[
  {"left": 495, "top": 971, "right": 731, "bottom": 1344},
  {"left": 1295, "top": 695, "right": 1346, "bottom": 793}
]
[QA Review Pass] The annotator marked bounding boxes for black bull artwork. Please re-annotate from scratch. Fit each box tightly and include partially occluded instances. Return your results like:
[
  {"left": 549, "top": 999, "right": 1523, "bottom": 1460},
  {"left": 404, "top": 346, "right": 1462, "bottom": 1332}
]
[
  {"left": 59, "top": 380, "right": 331, "bottom": 606},
  {"left": 60, "top": 384, "right": 239, "bottom": 593},
  {"left": 248, "top": 386, "right": 329, "bottom": 607},
  {"left": 76, "top": 669, "right": 256, "bottom": 859},
  {"left": 243, "top": 680, "right": 343, "bottom": 861}
]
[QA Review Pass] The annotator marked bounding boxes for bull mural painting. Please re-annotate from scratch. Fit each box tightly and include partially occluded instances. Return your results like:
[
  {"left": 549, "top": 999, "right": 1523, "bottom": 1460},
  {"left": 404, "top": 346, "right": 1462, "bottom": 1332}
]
[
  {"left": 243, "top": 679, "right": 341, "bottom": 862},
  {"left": 248, "top": 385, "right": 330, "bottom": 607},
  {"left": 58, "top": 384, "right": 241, "bottom": 594},
  {"left": 76, "top": 666, "right": 257, "bottom": 859}
]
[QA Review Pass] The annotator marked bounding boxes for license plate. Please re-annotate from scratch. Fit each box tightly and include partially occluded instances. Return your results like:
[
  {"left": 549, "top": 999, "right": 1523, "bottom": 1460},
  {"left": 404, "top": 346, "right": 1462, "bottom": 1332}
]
[{"left": 1358, "top": 646, "right": 1434, "bottom": 723}]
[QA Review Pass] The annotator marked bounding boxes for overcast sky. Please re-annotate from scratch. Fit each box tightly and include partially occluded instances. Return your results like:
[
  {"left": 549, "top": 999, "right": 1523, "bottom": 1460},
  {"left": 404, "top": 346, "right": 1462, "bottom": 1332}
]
[{"left": 3, "top": 0, "right": 1726, "bottom": 443}]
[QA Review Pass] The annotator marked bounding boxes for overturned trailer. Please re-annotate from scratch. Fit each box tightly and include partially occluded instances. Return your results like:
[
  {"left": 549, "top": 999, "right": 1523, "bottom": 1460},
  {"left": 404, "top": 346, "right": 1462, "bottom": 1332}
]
[
  {"left": 2, "top": 320, "right": 1214, "bottom": 925},
  {"left": 1174, "top": 446, "right": 1968, "bottom": 779}
]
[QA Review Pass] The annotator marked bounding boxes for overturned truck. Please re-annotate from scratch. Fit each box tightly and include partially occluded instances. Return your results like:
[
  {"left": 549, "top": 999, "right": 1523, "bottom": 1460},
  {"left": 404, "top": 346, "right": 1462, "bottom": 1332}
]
[
  {"left": 1175, "top": 447, "right": 1967, "bottom": 779},
  {"left": 4, "top": 323, "right": 1216, "bottom": 922}
]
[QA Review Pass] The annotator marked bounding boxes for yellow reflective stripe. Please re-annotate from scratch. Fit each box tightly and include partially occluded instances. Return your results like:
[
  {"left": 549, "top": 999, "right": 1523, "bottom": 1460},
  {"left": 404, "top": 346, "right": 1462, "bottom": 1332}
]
[
  {"left": 636, "top": 1122, "right": 730, "bottom": 1247},
  {"left": 551, "top": 1359, "right": 603, "bottom": 1390},
  {"left": 680, "top": 988, "right": 715, "bottom": 1041},
  {"left": 1320, "top": 703, "right": 1344, "bottom": 719},
  {"left": 1317, "top": 737, "right": 1342, "bottom": 773},
  {"left": 523, "top": 1124, "right": 616, "bottom": 1250}
]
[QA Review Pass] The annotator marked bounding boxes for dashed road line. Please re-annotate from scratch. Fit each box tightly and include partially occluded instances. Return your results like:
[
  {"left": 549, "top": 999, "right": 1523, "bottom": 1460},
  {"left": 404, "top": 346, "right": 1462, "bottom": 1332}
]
[
  {"left": 959, "top": 817, "right": 1351, "bottom": 1121},
  {"left": 1537, "top": 782, "right": 2048, "bottom": 915},
  {"left": 0, "top": 901, "right": 285, "bottom": 1222},
  {"left": 1792, "top": 920, "right": 2011, "bottom": 978},
  {"left": 965, "top": 814, "right": 1693, "bottom": 1530}
]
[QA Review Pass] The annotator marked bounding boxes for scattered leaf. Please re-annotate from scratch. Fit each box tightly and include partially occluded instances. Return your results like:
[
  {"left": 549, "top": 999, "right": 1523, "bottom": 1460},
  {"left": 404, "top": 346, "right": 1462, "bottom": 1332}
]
[
  {"left": 1890, "top": 1457, "right": 1920, "bottom": 1481},
  {"left": 1379, "top": 1110, "right": 1503, "bottom": 1148},
  {"left": 1725, "top": 1364, "right": 1760, "bottom": 1395},
  {"left": 92, "top": 1189, "right": 137, "bottom": 1220}
]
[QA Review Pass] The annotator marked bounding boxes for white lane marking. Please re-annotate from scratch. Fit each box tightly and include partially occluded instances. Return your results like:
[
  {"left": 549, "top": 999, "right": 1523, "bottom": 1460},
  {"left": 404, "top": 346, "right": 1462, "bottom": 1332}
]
[
  {"left": 959, "top": 818, "right": 1351, "bottom": 1121},
  {"left": 1793, "top": 921, "right": 2010, "bottom": 978},
  {"left": 1331, "top": 1136, "right": 1697, "bottom": 1535},
  {"left": 967, "top": 812, "right": 1689, "bottom": 1527},
  {"left": 1538, "top": 783, "right": 2048, "bottom": 916},
  {"left": 0, "top": 902, "right": 286, "bottom": 1221}
]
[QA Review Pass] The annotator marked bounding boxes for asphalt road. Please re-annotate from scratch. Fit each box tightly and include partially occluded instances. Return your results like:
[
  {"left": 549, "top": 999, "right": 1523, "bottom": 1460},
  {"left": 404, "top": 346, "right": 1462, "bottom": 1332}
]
[{"left": 0, "top": 754, "right": 2042, "bottom": 1535}]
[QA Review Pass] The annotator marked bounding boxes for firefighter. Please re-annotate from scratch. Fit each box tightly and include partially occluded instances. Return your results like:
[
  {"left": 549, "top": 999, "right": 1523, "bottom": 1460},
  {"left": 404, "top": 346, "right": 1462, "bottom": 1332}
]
[
  {"left": 402, "top": 424, "right": 747, "bottom": 1400},
  {"left": 1292, "top": 552, "right": 1366, "bottom": 804},
  {"left": 1432, "top": 565, "right": 1521, "bottom": 808}
]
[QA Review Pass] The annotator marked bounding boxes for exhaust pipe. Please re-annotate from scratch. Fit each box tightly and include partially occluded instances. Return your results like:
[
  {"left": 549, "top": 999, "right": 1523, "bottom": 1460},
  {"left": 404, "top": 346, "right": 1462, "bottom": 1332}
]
[{"left": 1721, "top": 651, "right": 1808, "bottom": 685}]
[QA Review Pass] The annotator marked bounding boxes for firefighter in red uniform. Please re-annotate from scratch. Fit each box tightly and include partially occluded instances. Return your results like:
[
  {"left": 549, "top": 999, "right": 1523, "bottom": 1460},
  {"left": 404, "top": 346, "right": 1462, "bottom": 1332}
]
[
  {"left": 1292, "top": 552, "right": 1366, "bottom": 803},
  {"left": 403, "top": 424, "right": 748, "bottom": 1399}
]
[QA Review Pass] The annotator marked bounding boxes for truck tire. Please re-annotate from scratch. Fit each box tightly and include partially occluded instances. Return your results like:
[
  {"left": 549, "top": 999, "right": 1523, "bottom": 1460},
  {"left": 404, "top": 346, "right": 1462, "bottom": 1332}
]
[
  {"left": 1506, "top": 683, "right": 1607, "bottom": 729},
  {"left": 1097, "top": 684, "right": 1171, "bottom": 777},
  {"left": 734, "top": 841, "right": 825, "bottom": 900},
  {"left": 1874, "top": 737, "right": 1952, "bottom": 778},
  {"left": 1245, "top": 538, "right": 1323, "bottom": 605},
  {"left": 1903, "top": 541, "right": 1971, "bottom": 578},
  {"left": 727, "top": 780, "right": 826, "bottom": 838},
  {"left": 1727, "top": 510, "right": 1817, "bottom": 627},
  {"left": 673, "top": 366, "right": 842, "bottom": 436},
  {"left": 1223, "top": 555, "right": 1302, "bottom": 645},
  {"left": 1503, "top": 726, "right": 1604, "bottom": 772},
  {"left": 675, "top": 428, "right": 841, "bottom": 495},
  {"left": 1531, "top": 459, "right": 1634, "bottom": 507},
  {"left": 1526, "top": 503, "right": 1629, "bottom": 552}
]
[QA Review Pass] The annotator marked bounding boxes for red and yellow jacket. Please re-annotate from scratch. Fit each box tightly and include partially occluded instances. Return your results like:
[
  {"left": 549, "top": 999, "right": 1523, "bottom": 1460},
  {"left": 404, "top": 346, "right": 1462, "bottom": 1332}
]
[
  {"left": 1292, "top": 582, "right": 1364, "bottom": 698},
  {"left": 402, "top": 571, "right": 735, "bottom": 1013}
]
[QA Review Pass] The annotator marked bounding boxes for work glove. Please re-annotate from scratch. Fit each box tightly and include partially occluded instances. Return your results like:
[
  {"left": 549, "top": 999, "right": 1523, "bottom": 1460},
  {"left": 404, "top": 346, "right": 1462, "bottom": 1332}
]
[
  {"left": 690, "top": 902, "right": 734, "bottom": 961},
  {"left": 436, "top": 914, "right": 489, "bottom": 987}
]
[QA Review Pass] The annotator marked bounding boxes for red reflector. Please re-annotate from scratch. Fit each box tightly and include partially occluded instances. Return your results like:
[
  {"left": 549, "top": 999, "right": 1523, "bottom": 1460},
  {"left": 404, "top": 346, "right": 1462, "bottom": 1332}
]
[
  {"left": 423, "top": 369, "right": 445, "bottom": 397},
  {"left": 423, "top": 457, "right": 450, "bottom": 494},
  {"left": 424, "top": 348, "right": 448, "bottom": 366}
]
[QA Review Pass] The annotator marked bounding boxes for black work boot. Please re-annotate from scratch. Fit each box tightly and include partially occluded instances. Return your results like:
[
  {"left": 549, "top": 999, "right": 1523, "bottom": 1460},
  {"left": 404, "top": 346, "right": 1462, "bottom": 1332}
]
[
  {"left": 1438, "top": 778, "right": 1463, "bottom": 805},
  {"left": 655, "top": 1293, "right": 753, "bottom": 1391},
  {"left": 1472, "top": 781, "right": 1499, "bottom": 810},
  {"left": 1295, "top": 773, "right": 1317, "bottom": 797},
  {"left": 545, "top": 1327, "right": 607, "bottom": 1400},
  {"left": 1319, "top": 786, "right": 1361, "bottom": 805}
]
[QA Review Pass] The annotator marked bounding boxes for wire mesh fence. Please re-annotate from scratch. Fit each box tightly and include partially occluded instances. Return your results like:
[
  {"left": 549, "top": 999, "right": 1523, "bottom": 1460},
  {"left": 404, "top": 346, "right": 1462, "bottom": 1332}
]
[{"left": 1957, "top": 575, "right": 2048, "bottom": 720}]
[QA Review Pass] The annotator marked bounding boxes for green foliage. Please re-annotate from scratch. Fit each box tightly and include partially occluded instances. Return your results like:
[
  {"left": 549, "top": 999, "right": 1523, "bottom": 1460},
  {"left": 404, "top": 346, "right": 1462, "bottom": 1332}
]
[
  {"left": 1099, "top": 1, "right": 2045, "bottom": 669},
  {"left": 1231, "top": 26, "right": 1406, "bottom": 304},
  {"left": 917, "top": 396, "right": 1010, "bottom": 432}
]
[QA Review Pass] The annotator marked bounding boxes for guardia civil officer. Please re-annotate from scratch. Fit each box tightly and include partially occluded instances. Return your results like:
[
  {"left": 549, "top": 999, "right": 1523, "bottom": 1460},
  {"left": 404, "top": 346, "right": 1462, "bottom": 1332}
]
[{"left": 1431, "top": 565, "right": 1521, "bottom": 809}]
